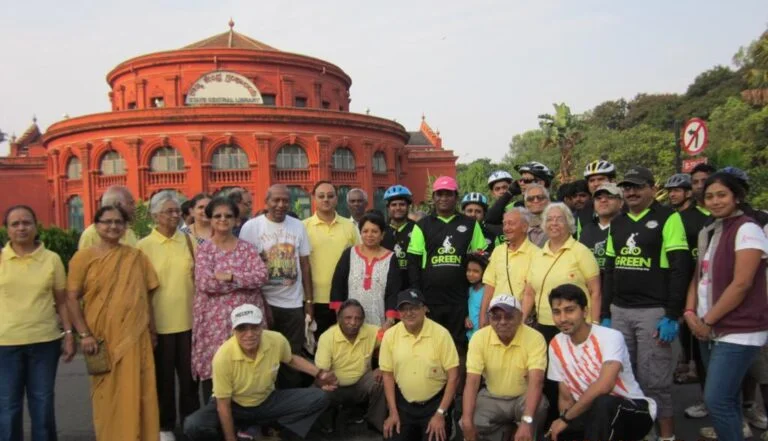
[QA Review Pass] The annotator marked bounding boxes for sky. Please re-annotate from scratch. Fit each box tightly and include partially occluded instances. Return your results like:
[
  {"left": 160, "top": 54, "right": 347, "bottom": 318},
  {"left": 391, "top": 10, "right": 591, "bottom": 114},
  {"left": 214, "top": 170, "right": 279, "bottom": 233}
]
[{"left": 1, "top": 0, "right": 766, "bottom": 162}]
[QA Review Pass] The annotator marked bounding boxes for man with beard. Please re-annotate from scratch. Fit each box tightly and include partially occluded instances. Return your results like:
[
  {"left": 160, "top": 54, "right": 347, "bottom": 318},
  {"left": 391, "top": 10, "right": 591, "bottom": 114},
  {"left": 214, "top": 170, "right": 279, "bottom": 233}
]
[
  {"left": 239, "top": 185, "right": 314, "bottom": 388},
  {"left": 545, "top": 284, "right": 655, "bottom": 441},
  {"left": 578, "top": 183, "right": 623, "bottom": 302},
  {"left": 407, "top": 176, "right": 487, "bottom": 349},
  {"left": 690, "top": 163, "right": 716, "bottom": 207},
  {"left": 315, "top": 299, "right": 386, "bottom": 432},
  {"left": 603, "top": 166, "right": 690, "bottom": 441},
  {"left": 461, "top": 295, "right": 547, "bottom": 441},
  {"left": 382, "top": 185, "right": 415, "bottom": 291}
]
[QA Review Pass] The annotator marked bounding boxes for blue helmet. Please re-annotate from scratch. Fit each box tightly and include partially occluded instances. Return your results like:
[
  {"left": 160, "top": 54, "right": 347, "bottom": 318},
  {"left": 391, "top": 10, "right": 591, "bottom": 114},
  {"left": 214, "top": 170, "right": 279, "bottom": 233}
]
[
  {"left": 720, "top": 166, "right": 749, "bottom": 184},
  {"left": 461, "top": 192, "right": 488, "bottom": 210},
  {"left": 384, "top": 185, "right": 413, "bottom": 203}
]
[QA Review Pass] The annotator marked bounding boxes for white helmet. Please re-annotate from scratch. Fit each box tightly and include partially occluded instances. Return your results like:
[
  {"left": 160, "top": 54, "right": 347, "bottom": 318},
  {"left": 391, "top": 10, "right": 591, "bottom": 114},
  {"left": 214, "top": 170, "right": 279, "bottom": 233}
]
[
  {"left": 487, "top": 170, "right": 514, "bottom": 189},
  {"left": 584, "top": 160, "right": 617, "bottom": 178}
]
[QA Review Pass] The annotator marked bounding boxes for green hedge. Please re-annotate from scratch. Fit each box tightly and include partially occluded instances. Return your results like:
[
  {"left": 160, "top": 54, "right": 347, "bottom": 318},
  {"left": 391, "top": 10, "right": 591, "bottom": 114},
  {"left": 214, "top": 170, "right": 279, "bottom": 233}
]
[{"left": 0, "top": 226, "right": 81, "bottom": 267}]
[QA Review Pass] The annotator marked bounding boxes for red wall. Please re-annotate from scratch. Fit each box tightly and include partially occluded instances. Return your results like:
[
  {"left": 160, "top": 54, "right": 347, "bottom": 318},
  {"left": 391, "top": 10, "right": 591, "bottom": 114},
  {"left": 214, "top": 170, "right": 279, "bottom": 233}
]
[{"left": 0, "top": 166, "right": 51, "bottom": 225}]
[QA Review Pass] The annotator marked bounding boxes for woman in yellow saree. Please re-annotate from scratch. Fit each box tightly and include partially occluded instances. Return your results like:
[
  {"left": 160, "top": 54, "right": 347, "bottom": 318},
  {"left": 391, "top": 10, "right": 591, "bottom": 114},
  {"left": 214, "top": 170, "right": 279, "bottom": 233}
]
[{"left": 66, "top": 205, "right": 161, "bottom": 440}]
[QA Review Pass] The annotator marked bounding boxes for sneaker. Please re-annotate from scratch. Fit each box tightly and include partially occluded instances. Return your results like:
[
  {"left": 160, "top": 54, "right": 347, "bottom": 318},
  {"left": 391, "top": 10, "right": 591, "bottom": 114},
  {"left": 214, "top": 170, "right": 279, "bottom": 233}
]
[
  {"left": 685, "top": 401, "right": 708, "bottom": 418},
  {"left": 745, "top": 402, "right": 768, "bottom": 430},
  {"left": 699, "top": 421, "right": 752, "bottom": 439},
  {"left": 159, "top": 432, "right": 176, "bottom": 441}
]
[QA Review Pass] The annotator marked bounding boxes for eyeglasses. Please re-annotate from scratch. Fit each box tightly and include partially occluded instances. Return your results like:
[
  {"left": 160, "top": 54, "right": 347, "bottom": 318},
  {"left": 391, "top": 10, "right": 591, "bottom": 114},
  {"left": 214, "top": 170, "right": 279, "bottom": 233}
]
[
  {"left": 160, "top": 209, "right": 181, "bottom": 216},
  {"left": 212, "top": 213, "right": 235, "bottom": 219},
  {"left": 545, "top": 216, "right": 567, "bottom": 224},
  {"left": 97, "top": 219, "right": 126, "bottom": 227},
  {"left": 488, "top": 312, "right": 516, "bottom": 323},
  {"left": 526, "top": 195, "right": 548, "bottom": 202},
  {"left": 519, "top": 178, "right": 535, "bottom": 184}
]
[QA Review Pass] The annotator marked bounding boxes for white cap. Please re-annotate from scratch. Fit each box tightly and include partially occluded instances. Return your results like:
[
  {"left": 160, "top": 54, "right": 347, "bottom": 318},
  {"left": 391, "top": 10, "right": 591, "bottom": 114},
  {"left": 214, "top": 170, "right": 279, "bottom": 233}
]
[
  {"left": 231, "top": 304, "right": 263, "bottom": 330},
  {"left": 488, "top": 295, "right": 521, "bottom": 313}
]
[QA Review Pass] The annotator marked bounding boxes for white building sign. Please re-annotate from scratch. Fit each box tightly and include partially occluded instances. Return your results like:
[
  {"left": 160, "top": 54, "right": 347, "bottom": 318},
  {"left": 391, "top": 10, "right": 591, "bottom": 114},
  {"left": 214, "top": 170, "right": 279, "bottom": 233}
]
[{"left": 185, "top": 71, "right": 264, "bottom": 105}]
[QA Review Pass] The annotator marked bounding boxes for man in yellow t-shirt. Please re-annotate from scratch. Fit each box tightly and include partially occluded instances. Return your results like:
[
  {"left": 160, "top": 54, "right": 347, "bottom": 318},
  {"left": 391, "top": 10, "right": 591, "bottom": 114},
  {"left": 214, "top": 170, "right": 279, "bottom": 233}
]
[
  {"left": 303, "top": 181, "right": 359, "bottom": 338},
  {"left": 479, "top": 208, "right": 540, "bottom": 327},
  {"left": 183, "top": 304, "right": 335, "bottom": 441},
  {"left": 380, "top": 289, "right": 459, "bottom": 441},
  {"left": 461, "top": 295, "right": 548, "bottom": 441},
  {"left": 78, "top": 185, "right": 138, "bottom": 249},
  {"left": 315, "top": 299, "right": 386, "bottom": 432}
]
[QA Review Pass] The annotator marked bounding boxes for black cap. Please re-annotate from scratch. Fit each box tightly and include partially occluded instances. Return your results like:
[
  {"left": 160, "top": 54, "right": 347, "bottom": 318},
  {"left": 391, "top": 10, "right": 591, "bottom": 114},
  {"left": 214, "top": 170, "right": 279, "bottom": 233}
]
[
  {"left": 396, "top": 289, "right": 426, "bottom": 308},
  {"left": 618, "top": 166, "right": 655, "bottom": 187}
]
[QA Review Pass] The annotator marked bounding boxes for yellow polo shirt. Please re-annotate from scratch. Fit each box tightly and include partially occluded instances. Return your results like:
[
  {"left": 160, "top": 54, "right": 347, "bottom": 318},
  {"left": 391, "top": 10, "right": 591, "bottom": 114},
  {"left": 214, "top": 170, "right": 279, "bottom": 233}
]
[
  {"left": 0, "top": 243, "right": 66, "bottom": 345},
  {"left": 466, "top": 325, "right": 546, "bottom": 397},
  {"left": 78, "top": 224, "right": 138, "bottom": 249},
  {"left": 379, "top": 318, "right": 459, "bottom": 403},
  {"left": 137, "top": 229, "right": 196, "bottom": 334},
  {"left": 315, "top": 323, "right": 379, "bottom": 386},
  {"left": 212, "top": 331, "right": 293, "bottom": 407},
  {"left": 527, "top": 236, "right": 599, "bottom": 326},
  {"left": 483, "top": 239, "right": 539, "bottom": 302},
  {"left": 302, "top": 213, "right": 359, "bottom": 304}
]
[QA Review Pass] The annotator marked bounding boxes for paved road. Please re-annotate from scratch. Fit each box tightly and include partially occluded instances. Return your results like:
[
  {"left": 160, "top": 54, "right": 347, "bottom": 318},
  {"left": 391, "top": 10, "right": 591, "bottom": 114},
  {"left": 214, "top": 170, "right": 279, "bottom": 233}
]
[{"left": 24, "top": 355, "right": 764, "bottom": 440}]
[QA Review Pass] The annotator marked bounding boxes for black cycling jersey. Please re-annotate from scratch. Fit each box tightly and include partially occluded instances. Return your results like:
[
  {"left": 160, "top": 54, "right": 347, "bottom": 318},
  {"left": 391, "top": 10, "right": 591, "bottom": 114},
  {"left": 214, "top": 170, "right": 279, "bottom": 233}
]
[
  {"left": 579, "top": 221, "right": 611, "bottom": 271},
  {"left": 382, "top": 221, "right": 415, "bottom": 291},
  {"left": 678, "top": 203, "right": 711, "bottom": 262}
]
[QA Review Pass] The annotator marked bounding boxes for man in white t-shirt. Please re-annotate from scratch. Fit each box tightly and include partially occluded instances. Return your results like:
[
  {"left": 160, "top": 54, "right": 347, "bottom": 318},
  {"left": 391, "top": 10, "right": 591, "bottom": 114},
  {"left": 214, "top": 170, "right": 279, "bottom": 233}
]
[
  {"left": 239, "top": 184, "right": 313, "bottom": 387},
  {"left": 545, "top": 284, "right": 655, "bottom": 441}
]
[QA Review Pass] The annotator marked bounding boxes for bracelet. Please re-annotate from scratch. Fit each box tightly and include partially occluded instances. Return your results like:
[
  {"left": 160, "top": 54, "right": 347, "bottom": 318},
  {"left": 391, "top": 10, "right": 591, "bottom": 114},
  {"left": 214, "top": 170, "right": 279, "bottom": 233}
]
[
  {"left": 683, "top": 309, "right": 696, "bottom": 317},
  {"left": 79, "top": 331, "right": 91, "bottom": 339},
  {"left": 304, "top": 299, "right": 313, "bottom": 304},
  {"left": 61, "top": 329, "right": 73, "bottom": 337}
]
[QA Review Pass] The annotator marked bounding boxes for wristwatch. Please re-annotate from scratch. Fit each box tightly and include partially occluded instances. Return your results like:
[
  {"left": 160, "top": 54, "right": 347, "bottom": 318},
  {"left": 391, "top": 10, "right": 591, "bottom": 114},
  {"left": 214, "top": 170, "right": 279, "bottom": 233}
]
[
  {"left": 436, "top": 408, "right": 446, "bottom": 416},
  {"left": 559, "top": 409, "right": 572, "bottom": 424},
  {"left": 521, "top": 415, "right": 533, "bottom": 424}
]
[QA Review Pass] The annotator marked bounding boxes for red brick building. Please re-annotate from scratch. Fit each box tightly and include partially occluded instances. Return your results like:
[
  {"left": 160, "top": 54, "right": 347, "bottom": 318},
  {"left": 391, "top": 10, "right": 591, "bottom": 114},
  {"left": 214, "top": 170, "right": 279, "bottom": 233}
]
[{"left": 0, "top": 23, "right": 457, "bottom": 229}]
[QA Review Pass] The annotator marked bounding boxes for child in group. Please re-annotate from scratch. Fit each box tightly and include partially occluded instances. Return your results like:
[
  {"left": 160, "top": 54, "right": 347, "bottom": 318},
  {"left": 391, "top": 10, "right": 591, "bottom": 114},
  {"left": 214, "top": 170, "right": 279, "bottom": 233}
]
[{"left": 465, "top": 252, "right": 489, "bottom": 340}]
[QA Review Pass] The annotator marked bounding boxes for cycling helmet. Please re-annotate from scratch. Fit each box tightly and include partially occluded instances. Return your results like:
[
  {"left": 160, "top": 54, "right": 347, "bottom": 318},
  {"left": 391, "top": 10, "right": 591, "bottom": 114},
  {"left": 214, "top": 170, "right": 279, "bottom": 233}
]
[
  {"left": 664, "top": 173, "right": 692, "bottom": 190},
  {"left": 383, "top": 185, "right": 413, "bottom": 203},
  {"left": 584, "top": 160, "right": 617, "bottom": 178},
  {"left": 720, "top": 166, "right": 749, "bottom": 184},
  {"left": 487, "top": 170, "right": 514, "bottom": 189},
  {"left": 461, "top": 192, "right": 489, "bottom": 210},
  {"left": 515, "top": 161, "right": 554, "bottom": 183}
]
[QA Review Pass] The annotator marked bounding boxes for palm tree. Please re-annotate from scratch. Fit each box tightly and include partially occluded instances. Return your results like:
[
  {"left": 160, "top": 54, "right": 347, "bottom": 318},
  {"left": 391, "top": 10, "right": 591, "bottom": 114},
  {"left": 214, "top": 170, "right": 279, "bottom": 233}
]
[{"left": 538, "top": 103, "right": 582, "bottom": 184}]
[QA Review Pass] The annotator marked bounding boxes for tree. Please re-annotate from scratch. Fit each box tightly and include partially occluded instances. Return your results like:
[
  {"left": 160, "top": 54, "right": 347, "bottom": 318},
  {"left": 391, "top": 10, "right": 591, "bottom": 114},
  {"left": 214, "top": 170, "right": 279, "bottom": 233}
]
[
  {"left": 734, "top": 30, "right": 768, "bottom": 105},
  {"left": 584, "top": 99, "right": 628, "bottom": 130},
  {"left": 623, "top": 93, "right": 681, "bottom": 131},
  {"left": 538, "top": 103, "right": 582, "bottom": 183},
  {"left": 131, "top": 199, "right": 153, "bottom": 239},
  {"left": 456, "top": 158, "right": 503, "bottom": 195}
]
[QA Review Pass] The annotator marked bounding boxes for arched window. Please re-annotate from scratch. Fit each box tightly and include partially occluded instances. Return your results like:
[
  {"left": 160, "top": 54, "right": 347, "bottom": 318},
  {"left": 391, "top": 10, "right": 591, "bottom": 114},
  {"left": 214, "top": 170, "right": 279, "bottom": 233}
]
[
  {"left": 66, "top": 157, "right": 82, "bottom": 179},
  {"left": 212, "top": 145, "right": 248, "bottom": 170},
  {"left": 100, "top": 151, "right": 126, "bottom": 175},
  {"left": 373, "top": 151, "right": 387, "bottom": 174},
  {"left": 150, "top": 146, "right": 185, "bottom": 172},
  {"left": 336, "top": 185, "right": 351, "bottom": 218},
  {"left": 288, "top": 186, "right": 311, "bottom": 220},
  {"left": 276, "top": 144, "right": 308, "bottom": 169},
  {"left": 332, "top": 148, "right": 355, "bottom": 171},
  {"left": 67, "top": 196, "right": 84, "bottom": 232}
]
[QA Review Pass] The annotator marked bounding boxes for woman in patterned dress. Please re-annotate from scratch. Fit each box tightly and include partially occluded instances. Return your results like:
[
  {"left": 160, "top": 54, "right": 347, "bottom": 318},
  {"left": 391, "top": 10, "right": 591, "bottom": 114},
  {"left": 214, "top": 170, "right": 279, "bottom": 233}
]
[
  {"left": 180, "top": 193, "right": 213, "bottom": 244},
  {"left": 330, "top": 212, "right": 400, "bottom": 330},
  {"left": 191, "top": 196, "right": 268, "bottom": 401}
]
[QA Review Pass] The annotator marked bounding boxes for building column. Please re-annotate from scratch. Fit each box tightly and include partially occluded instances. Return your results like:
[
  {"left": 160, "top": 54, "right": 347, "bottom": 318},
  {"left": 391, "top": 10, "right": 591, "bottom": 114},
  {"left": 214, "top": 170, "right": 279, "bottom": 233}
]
[
  {"left": 313, "top": 81, "right": 322, "bottom": 108},
  {"left": 136, "top": 79, "right": 147, "bottom": 109},
  {"left": 315, "top": 135, "right": 331, "bottom": 181},
  {"left": 361, "top": 139, "right": 374, "bottom": 198},
  {"left": 50, "top": 150, "right": 62, "bottom": 226},
  {"left": 80, "top": 143, "right": 95, "bottom": 224},
  {"left": 187, "top": 135, "right": 204, "bottom": 195},
  {"left": 125, "top": 138, "right": 142, "bottom": 199},
  {"left": 280, "top": 76, "right": 294, "bottom": 107},
  {"left": 165, "top": 75, "right": 180, "bottom": 107},
  {"left": 253, "top": 134, "right": 272, "bottom": 202}
]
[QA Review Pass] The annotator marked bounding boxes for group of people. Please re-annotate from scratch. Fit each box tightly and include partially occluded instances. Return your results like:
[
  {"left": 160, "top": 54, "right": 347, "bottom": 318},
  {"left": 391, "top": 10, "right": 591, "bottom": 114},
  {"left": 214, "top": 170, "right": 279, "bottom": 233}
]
[{"left": 1, "top": 156, "right": 767, "bottom": 441}]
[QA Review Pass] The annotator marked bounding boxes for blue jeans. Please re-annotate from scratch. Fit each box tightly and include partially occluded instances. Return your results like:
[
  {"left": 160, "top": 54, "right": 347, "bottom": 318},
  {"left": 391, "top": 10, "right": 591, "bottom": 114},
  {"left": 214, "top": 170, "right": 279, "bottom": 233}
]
[
  {"left": 0, "top": 340, "right": 61, "bottom": 441},
  {"left": 700, "top": 340, "right": 761, "bottom": 441}
]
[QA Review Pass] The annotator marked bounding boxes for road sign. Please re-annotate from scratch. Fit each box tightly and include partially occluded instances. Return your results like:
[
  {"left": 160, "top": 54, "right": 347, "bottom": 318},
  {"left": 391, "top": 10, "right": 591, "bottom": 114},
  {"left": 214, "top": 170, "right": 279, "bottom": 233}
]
[
  {"left": 681, "top": 118, "right": 709, "bottom": 155},
  {"left": 682, "top": 157, "right": 708, "bottom": 173}
]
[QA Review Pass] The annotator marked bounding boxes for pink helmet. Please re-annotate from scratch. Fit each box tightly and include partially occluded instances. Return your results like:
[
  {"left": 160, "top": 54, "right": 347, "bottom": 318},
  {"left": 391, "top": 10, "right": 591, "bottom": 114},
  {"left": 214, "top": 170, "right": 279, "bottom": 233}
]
[{"left": 433, "top": 176, "right": 458, "bottom": 192}]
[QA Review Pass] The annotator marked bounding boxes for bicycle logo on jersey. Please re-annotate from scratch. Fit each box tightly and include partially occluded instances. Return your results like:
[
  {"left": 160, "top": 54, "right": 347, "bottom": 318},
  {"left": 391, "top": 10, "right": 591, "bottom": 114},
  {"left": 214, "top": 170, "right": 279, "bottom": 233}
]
[{"left": 438, "top": 236, "right": 457, "bottom": 255}]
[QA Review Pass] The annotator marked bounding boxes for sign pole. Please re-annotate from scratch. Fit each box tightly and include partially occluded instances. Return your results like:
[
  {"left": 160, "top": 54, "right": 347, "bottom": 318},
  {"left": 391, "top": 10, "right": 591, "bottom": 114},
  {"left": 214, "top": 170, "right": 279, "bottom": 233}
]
[{"left": 674, "top": 120, "right": 682, "bottom": 173}]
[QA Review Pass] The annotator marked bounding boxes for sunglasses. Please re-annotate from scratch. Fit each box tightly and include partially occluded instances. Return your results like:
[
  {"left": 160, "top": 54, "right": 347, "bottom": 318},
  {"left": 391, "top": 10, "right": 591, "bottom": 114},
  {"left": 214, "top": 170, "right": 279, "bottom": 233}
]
[
  {"left": 212, "top": 213, "right": 235, "bottom": 219},
  {"left": 519, "top": 178, "right": 535, "bottom": 184},
  {"left": 525, "top": 195, "right": 548, "bottom": 202}
]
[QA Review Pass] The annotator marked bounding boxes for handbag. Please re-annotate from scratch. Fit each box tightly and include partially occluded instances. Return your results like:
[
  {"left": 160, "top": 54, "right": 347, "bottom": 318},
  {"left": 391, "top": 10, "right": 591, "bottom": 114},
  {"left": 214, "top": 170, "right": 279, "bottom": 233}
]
[
  {"left": 84, "top": 339, "right": 111, "bottom": 375},
  {"left": 528, "top": 250, "right": 565, "bottom": 328}
]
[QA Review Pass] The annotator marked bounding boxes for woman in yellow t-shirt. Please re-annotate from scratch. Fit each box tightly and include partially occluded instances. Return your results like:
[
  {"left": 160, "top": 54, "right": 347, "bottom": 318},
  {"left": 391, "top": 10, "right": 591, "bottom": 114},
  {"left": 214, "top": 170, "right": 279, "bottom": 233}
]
[{"left": 0, "top": 205, "right": 75, "bottom": 440}]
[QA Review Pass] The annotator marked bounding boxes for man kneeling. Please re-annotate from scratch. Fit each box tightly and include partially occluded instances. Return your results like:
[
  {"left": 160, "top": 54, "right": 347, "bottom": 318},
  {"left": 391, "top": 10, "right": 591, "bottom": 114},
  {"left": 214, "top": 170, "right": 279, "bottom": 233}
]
[
  {"left": 545, "top": 284, "right": 655, "bottom": 441},
  {"left": 184, "top": 304, "right": 336, "bottom": 441},
  {"left": 314, "top": 299, "right": 387, "bottom": 431},
  {"left": 461, "top": 295, "right": 548, "bottom": 441}
]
